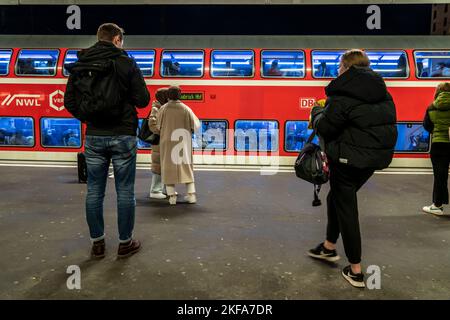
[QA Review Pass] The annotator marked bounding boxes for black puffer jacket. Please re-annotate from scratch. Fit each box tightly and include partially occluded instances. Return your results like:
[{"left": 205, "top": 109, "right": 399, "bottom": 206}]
[
  {"left": 311, "top": 66, "right": 397, "bottom": 170},
  {"left": 65, "top": 41, "right": 150, "bottom": 136}
]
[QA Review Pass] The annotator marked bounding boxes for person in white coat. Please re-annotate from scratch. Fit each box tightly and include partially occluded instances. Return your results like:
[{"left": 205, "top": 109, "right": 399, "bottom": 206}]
[{"left": 156, "top": 86, "right": 200, "bottom": 205}]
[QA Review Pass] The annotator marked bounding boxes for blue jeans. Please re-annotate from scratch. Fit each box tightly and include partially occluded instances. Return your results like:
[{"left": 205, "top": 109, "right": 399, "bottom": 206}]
[{"left": 84, "top": 135, "right": 137, "bottom": 243}]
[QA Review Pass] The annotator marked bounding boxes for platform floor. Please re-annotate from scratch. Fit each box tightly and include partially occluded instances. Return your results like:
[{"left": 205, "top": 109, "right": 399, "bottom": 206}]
[{"left": 0, "top": 165, "right": 449, "bottom": 300}]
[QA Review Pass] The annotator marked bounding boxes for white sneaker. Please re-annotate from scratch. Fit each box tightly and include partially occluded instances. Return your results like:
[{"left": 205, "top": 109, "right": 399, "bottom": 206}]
[
  {"left": 149, "top": 192, "right": 167, "bottom": 199},
  {"left": 168, "top": 195, "right": 177, "bottom": 205},
  {"left": 422, "top": 204, "right": 444, "bottom": 216},
  {"left": 184, "top": 194, "right": 197, "bottom": 204}
]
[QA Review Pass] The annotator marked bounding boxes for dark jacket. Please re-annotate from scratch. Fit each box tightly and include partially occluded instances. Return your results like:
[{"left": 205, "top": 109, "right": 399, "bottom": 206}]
[
  {"left": 64, "top": 41, "right": 150, "bottom": 136},
  {"left": 311, "top": 66, "right": 397, "bottom": 170}
]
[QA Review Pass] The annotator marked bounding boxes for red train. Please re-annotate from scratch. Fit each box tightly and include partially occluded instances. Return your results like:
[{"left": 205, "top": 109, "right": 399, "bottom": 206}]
[{"left": 0, "top": 35, "right": 449, "bottom": 168}]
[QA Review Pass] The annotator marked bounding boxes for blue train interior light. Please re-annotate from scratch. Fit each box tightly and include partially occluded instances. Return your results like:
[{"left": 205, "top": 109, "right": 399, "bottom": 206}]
[
  {"left": 235, "top": 120, "right": 278, "bottom": 152},
  {"left": 161, "top": 51, "right": 204, "bottom": 77},
  {"left": 193, "top": 120, "right": 227, "bottom": 150},
  {"left": 415, "top": 51, "right": 450, "bottom": 78},
  {"left": 211, "top": 50, "right": 254, "bottom": 77},
  {"left": 0, "top": 49, "right": 12, "bottom": 75},
  {"left": 0, "top": 117, "right": 34, "bottom": 147},
  {"left": 40, "top": 118, "right": 81, "bottom": 148},
  {"left": 285, "top": 121, "right": 318, "bottom": 152},
  {"left": 16, "top": 49, "right": 59, "bottom": 76},
  {"left": 261, "top": 51, "right": 305, "bottom": 78},
  {"left": 127, "top": 50, "right": 155, "bottom": 77}
]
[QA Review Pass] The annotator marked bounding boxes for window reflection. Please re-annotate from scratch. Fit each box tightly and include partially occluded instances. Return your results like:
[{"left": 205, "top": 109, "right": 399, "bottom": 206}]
[
  {"left": 40, "top": 118, "right": 81, "bottom": 148},
  {"left": 16, "top": 49, "right": 59, "bottom": 76},
  {"left": 0, "top": 117, "right": 34, "bottom": 147}
]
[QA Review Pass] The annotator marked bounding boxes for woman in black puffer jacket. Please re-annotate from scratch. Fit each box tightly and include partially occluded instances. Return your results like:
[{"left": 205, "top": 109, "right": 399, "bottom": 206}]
[{"left": 307, "top": 49, "right": 397, "bottom": 288}]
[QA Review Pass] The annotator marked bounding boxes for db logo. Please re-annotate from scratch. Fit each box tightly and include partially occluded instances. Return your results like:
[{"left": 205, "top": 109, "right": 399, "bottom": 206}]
[
  {"left": 300, "top": 98, "right": 316, "bottom": 109},
  {"left": 49, "top": 90, "right": 65, "bottom": 111}
]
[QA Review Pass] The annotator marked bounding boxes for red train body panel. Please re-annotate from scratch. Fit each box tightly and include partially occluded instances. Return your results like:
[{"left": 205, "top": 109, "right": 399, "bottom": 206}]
[{"left": 0, "top": 47, "right": 446, "bottom": 165}]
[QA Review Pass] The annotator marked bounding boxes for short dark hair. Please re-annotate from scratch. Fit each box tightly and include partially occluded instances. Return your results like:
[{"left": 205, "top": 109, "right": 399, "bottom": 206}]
[
  {"left": 167, "top": 86, "right": 181, "bottom": 100},
  {"left": 155, "top": 88, "right": 169, "bottom": 105},
  {"left": 97, "top": 23, "right": 124, "bottom": 42}
]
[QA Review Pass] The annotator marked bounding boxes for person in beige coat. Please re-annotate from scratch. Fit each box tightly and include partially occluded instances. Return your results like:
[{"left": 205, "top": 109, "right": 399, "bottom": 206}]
[
  {"left": 156, "top": 86, "right": 200, "bottom": 205},
  {"left": 148, "top": 88, "right": 169, "bottom": 199}
]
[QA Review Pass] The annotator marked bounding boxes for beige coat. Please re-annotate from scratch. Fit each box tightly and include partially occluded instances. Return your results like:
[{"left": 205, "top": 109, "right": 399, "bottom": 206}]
[
  {"left": 148, "top": 101, "right": 162, "bottom": 175},
  {"left": 156, "top": 100, "right": 200, "bottom": 185}
]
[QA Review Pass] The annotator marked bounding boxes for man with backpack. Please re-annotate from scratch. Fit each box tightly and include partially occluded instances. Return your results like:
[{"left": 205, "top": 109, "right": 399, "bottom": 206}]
[
  {"left": 64, "top": 23, "right": 150, "bottom": 259},
  {"left": 306, "top": 49, "right": 397, "bottom": 288}
]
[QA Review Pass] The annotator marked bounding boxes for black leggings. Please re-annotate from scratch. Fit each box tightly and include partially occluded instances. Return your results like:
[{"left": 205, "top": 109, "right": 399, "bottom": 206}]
[
  {"left": 326, "top": 163, "right": 374, "bottom": 265},
  {"left": 430, "top": 143, "right": 450, "bottom": 207}
]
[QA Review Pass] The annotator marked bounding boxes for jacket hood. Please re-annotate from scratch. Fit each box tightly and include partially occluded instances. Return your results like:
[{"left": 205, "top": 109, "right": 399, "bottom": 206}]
[
  {"left": 77, "top": 41, "right": 126, "bottom": 62},
  {"left": 325, "top": 66, "right": 388, "bottom": 103},
  {"left": 433, "top": 91, "right": 450, "bottom": 110}
]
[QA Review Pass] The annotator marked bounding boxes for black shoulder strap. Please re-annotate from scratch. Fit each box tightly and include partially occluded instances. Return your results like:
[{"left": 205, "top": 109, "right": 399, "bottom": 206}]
[{"left": 306, "top": 130, "right": 316, "bottom": 143}]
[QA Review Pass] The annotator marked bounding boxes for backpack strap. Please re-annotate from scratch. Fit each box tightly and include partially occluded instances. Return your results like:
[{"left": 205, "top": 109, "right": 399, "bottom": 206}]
[
  {"left": 312, "top": 184, "right": 322, "bottom": 206},
  {"left": 306, "top": 130, "right": 316, "bottom": 143}
]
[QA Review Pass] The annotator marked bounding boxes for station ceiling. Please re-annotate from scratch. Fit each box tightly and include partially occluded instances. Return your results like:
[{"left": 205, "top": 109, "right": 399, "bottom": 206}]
[{"left": 1, "top": 0, "right": 450, "bottom": 4}]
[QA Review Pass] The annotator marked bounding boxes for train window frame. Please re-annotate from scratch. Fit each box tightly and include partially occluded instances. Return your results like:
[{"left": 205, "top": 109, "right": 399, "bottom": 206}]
[
  {"left": 137, "top": 118, "right": 152, "bottom": 150},
  {"left": 39, "top": 117, "right": 83, "bottom": 149},
  {"left": 0, "top": 116, "right": 35, "bottom": 148},
  {"left": 160, "top": 49, "right": 205, "bottom": 78},
  {"left": 0, "top": 49, "right": 13, "bottom": 76},
  {"left": 126, "top": 49, "right": 156, "bottom": 78},
  {"left": 15, "top": 48, "right": 60, "bottom": 77},
  {"left": 210, "top": 49, "right": 255, "bottom": 78},
  {"left": 260, "top": 50, "right": 306, "bottom": 79},
  {"left": 366, "top": 50, "right": 409, "bottom": 79},
  {"left": 284, "top": 120, "right": 318, "bottom": 153},
  {"left": 311, "top": 49, "right": 410, "bottom": 79},
  {"left": 413, "top": 50, "right": 450, "bottom": 79},
  {"left": 63, "top": 49, "right": 80, "bottom": 77},
  {"left": 394, "top": 121, "right": 431, "bottom": 154},
  {"left": 193, "top": 119, "right": 229, "bottom": 151},
  {"left": 233, "top": 119, "right": 279, "bottom": 152},
  {"left": 311, "top": 49, "right": 346, "bottom": 79}
]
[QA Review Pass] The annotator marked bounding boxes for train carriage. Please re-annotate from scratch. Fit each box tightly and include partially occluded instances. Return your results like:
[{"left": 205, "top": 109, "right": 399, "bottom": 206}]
[{"left": 0, "top": 35, "right": 449, "bottom": 168}]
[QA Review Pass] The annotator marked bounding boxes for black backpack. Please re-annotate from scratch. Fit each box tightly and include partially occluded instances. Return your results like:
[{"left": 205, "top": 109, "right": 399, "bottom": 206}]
[
  {"left": 294, "top": 130, "right": 329, "bottom": 206},
  {"left": 138, "top": 108, "right": 160, "bottom": 145},
  {"left": 66, "top": 59, "right": 126, "bottom": 125}
]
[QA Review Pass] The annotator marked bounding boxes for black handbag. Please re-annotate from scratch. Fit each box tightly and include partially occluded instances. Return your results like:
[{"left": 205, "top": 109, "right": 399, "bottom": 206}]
[
  {"left": 294, "top": 130, "right": 329, "bottom": 206},
  {"left": 138, "top": 110, "right": 160, "bottom": 145}
]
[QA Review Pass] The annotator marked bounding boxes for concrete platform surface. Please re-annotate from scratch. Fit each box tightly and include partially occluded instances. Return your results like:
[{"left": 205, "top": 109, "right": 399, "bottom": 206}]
[{"left": 0, "top": 165, "right": 449, "bottom": 300}]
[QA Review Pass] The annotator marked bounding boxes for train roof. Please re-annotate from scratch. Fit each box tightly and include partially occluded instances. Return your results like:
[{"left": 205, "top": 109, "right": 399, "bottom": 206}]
[{"left": 0, "top": 35, "right": 449, "bottom": 49}]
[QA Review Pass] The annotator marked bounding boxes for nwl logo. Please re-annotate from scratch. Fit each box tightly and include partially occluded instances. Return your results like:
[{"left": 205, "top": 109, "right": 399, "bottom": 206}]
[{"left": 1, "top": 94, "right": 41, "bottom": 107}]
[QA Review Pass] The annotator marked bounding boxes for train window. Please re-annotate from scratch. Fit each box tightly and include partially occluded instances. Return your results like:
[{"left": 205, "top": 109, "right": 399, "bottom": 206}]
[
  {"left": 312, "top": 50, "right": 408, "bottom": 78},
  {"left": 0, "top": 49, "right": 12, "bottom": 76},
  {"left": 312, "top": 50, "right": 345, "bottom": 78},
  {"left": 235, "top": 120, "right": 278, "bottom": 152},
  {"left": 137, "top": 119, "right": 152, "bottom": 149},
  {"left": 40, "top": 118, "right": 81, "bottom": 148},
  {"left": 284, "top": 121, "right": 318, "bottom": 152},
  {"left": 395, "top": 123, "right": 430, "bottom": 153},
  {"left": 261, "top": 51, "right": 305, "bottom": 78},
  {"left": 160, "top": 50, "right": 204, "bottom": 77},
  {"left": 63, "top": 50, "right": 79, "bottom": 76},
  {"left": 0, "top": 117, "right": 34, "bottom": 147},
  {"left": 127, "top": 50, "right": 155, "bottom": 77},
  {"left": 211, "top": 50, "right": 254, "bottom": 77},
  {"left": 366, "top": 51, "right": 408, "bottom": 78},
  {"left": 16, "top": 49, "right": 59, "bottom": 76},
  {"left": 193, "top": 120, "right": 228, "bottom": 150},
  {"left": 414, "top": 51, "right": 450, "bottom": 78}
]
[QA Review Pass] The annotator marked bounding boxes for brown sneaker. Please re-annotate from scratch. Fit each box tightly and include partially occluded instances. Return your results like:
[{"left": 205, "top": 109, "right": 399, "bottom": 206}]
[
  {"left": 117, "top": 239, "right": 141, "bottom": 259},
  {"left": 91, "top": 239, "right": 105, "bottom": 259}
]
